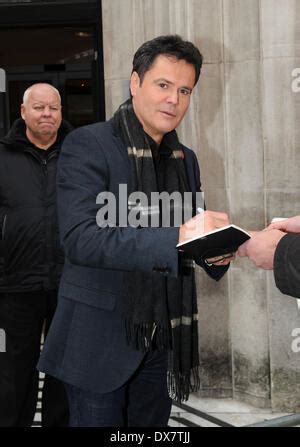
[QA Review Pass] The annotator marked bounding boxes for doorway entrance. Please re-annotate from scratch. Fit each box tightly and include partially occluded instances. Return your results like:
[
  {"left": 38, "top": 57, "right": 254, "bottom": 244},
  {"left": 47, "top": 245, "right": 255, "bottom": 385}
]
[{"left": 0, "top": 1, "right": 105, "bottom": 137}]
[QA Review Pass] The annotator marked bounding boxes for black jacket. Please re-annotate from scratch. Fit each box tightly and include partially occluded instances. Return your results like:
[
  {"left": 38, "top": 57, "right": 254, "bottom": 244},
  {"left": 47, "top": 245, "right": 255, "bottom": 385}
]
[
  {"left": 0, "top": 118, "right": 72, "bottom": 293},
  {"left": 274, "top": 233, "right": 300, "bottom": 298}
]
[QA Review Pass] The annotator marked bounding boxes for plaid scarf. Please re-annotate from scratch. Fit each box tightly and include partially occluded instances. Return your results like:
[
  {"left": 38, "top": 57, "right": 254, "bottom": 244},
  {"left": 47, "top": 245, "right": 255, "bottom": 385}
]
[{"left": 113, "top": 98, "right": 200, "bottom": 402}]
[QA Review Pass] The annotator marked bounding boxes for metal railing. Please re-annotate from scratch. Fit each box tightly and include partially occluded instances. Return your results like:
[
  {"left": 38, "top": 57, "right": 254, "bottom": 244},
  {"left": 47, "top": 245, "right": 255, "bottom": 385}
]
[
  {"left": 171, "top": 401, "right": 300, "bottom": 428},
  {"left": 245, "top": 413, "right": 300, "bottom": 427}
]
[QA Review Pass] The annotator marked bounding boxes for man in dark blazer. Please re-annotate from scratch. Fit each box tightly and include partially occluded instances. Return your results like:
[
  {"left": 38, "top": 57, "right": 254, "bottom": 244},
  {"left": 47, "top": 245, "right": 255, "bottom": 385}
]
[{"left": 38, "top": 35, "right": 233, "bottom": 427}]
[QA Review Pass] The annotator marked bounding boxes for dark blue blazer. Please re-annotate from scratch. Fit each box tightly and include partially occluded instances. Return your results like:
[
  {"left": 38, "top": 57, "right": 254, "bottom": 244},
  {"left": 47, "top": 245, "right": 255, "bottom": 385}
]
[{"left": 37, "top": 119, "right": 227, "bottom": 394}]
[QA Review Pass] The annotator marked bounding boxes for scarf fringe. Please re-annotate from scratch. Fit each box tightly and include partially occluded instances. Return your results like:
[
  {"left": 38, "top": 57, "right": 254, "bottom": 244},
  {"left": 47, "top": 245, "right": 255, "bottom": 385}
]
[
  {"left": 125, "top": 320, "right": 170, "bottom": 352},
  {"left": 125, "top": 319, "right": 200, "bottom": 402},
  {"left": 167, "top": 367, "right": 200, "bottom": 403}
]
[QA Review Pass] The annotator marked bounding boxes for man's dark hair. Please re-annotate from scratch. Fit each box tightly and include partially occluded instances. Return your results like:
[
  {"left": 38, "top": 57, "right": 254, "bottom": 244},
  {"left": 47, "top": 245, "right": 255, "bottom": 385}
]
[{"left": 132, "top": 35, "right": 203, "bottom": 86}]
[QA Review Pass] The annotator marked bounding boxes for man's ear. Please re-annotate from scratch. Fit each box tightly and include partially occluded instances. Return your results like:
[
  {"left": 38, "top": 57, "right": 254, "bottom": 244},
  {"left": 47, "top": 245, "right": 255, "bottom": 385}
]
[
  {"left": 20, "top": 104, "right": 25, "bottom": 120},
  {"left": 130, "top": 71, "right": 140, "bottom": 97}
]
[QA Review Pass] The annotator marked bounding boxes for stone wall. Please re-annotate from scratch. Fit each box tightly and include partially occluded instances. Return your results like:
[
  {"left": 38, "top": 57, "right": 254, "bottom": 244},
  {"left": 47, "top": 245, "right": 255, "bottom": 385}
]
[{"left": 102, "top": 0, "right": 300, "bottom": 411}]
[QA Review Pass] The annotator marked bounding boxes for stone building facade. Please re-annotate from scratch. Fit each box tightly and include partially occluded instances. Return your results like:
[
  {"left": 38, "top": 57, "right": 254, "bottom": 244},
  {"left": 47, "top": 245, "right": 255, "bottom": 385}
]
[{"left": 102, "top": 0, "right": 300, "bottom": 412}]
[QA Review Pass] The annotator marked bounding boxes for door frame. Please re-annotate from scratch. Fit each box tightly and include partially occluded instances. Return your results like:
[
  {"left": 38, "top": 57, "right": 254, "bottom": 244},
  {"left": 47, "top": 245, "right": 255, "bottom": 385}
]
[
  {"left": 5, "top": 64, "right": 96, "bottom": 129},
  {"left": 0, "top": 0, "right": 105, "bottom": 135}
]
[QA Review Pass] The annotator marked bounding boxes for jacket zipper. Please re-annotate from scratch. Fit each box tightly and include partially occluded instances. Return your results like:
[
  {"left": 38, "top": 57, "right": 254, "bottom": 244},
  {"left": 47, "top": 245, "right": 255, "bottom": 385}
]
[
  {"left": 24, "top": 148, "right": 58, "bottom": 279},
  {"left": 1, "top": 215, "right": 6, "bottom": 240},
  {"left": 42, "top": 157, "right": 47, "bottom": 174},
  {"left": 40, "top": 151, "right": 58, "bottom": 287},
  {"left": 24, "top": 147, "right": 58, "bottom": 166},
  {"left": 42, "top": 150, "right": 57, "bottom": 167}
]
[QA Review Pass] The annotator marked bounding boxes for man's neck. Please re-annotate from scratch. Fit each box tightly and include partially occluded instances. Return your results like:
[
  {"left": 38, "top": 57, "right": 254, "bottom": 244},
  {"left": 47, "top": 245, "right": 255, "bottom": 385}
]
[
  {"left": 131, "top": 101, "right": 163, "bottom": 146},
  {"left": 26, "top": 129, "right": 57, "bottom": 150}
]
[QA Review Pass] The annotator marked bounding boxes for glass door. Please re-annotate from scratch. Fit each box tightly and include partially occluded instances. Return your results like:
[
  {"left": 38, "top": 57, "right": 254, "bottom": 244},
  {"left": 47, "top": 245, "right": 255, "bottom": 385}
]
[
  {"left": 6, "top": 64, "right": 94, "bottom": 129},
  {"left": 0, "top": 21, "right": 104, "bottom": 135}
]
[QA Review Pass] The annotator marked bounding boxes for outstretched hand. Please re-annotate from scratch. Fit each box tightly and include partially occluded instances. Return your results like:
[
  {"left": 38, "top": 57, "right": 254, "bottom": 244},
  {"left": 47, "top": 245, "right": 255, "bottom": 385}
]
[
  {"left": 238, "top": 229, "right": 285, "bottom": 270},
  {"left": 267, "top": 215, "right": 300, "bottom": 234}
]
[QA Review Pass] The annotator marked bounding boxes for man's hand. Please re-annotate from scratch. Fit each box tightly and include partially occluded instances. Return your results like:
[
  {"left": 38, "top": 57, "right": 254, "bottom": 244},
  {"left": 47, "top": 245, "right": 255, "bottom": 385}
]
[
  {"left": 205, "top": 252, "right": 236, "bottom": 266},
  {"left": 179, "top": 210, "right": 229, "bottom": 243},
  {"left": 238, "top": 229, "right": 286, "bottom": 269},
  {"left": 267, "top": 215, "right": 300, "bottom": 233},
  {"left": 179, "top": 210, "right": 234, "bottom": 266}
]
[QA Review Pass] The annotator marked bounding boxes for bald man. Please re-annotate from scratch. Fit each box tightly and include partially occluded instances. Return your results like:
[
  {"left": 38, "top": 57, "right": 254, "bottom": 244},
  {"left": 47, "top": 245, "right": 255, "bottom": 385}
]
[{"left": 0, "top": 83, "right": 72, "bottom": 426}]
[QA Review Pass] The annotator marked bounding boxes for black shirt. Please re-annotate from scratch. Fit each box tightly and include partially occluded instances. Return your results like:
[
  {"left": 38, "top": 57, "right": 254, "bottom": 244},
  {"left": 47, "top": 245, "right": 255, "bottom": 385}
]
[{"left": 144, "top": 132, "right": 173, "bottom": 192}]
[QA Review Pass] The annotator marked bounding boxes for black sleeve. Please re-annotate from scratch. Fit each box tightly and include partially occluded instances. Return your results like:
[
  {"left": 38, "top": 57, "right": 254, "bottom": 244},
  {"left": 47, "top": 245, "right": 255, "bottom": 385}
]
[{"left": 274, "top": 233, "right": 300, "bottom": 298}]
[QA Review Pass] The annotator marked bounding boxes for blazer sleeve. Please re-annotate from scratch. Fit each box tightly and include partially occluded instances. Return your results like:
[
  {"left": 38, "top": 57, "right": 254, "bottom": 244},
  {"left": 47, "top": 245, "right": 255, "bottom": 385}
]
[
  {"left": 274, "top": 233, "right": 300, "bottom": 298},
  {"left": 57, "top": 126, "right": 180, "bottom": 277}
]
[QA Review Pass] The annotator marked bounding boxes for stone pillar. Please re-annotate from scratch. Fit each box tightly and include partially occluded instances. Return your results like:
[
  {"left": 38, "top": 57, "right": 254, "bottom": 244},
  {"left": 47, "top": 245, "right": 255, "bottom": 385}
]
[{"left": 101, "top": 0, "right": 300, "bottom": 411}]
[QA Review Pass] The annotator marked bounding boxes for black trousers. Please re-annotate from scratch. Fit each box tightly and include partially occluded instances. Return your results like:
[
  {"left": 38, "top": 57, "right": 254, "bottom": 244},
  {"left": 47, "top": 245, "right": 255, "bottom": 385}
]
[
  {"left": 0, "top": 290, "right": 69, "bottom": 427},
  {"left": 65, "top": 350, "right": 172, "bottom": 427}
]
